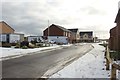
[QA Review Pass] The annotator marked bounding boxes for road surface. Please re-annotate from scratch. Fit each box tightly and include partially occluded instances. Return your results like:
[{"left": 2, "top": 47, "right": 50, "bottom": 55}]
[{"left": 2, "top": 44, "right": 93, "bottom": 78}]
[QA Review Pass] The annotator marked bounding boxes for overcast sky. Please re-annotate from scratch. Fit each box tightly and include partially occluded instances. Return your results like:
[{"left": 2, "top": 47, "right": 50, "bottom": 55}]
[{"left": 1, "top": 0, "right": 120, "bottom": 39}]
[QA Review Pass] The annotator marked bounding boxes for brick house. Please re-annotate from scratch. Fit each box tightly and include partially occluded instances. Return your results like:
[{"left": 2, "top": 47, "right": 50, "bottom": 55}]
[
  {"left": 68, "top": 28, "right": 80, "bottom": 43},
  {"left": 79, "top": 31, "right": 93, "bottom": 42},
  {"left": 43, "top": 24, "right": 72, "bottom": 43},
  {"left": 109, "top": 9, "right": 120, "bottom": 51},
  {"left": 0, "top": 21, "right": 24, "bottom": 44}
]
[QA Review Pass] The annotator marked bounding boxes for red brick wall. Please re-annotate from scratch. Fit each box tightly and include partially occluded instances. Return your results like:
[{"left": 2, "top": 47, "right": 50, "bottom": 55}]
[
  {"left": 116, "top": 10, "right": 120, "bottom": 51},
  {"left": 43, "top": 25, "right": 73, "bottom": 43},
  {"left": 109, "top": 23, "right": 120, "bottom": 51},
  {"left": 43, "top": 25, "right": 64, "bottom": 36},
  {"left": 116, "top": 22, "right": 120, "bottom": 51}
]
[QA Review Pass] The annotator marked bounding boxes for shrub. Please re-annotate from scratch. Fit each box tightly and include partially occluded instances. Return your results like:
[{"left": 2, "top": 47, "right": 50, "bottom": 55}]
[
  {"left": 11, "top": 43, "right": 17, "bottom": 46},
  {"left": 22, "top": 46, "right": 28, "bottom": 49},
  {"left": 110, "top": 51, "right": 120, "bottom": 60},
  {"left": 31, "top": 39, "right": 37, "bottom": 45},
  {"left": 36, "top": 43, "right": 43, "bottom": 47},
  {"left": 57, "top": 43, "right": 63, "bottom": 45},
  {"left": 15, "top": 44, "right": 20, "bottom": 48},
  {"left": 15, "top": 46, "right": 20, "bottom": 48},
  {"left": 35, "top": 46, "right": 40, "bottom": 48},
  {"left": 29, "top": 43, "right": 36, "bottom": 48},
  {"left": 2, "top": 43, "right": 11, "bottom": 47},
  {"left": 20, "top": 41, "right": 29, "bottom": 47}
]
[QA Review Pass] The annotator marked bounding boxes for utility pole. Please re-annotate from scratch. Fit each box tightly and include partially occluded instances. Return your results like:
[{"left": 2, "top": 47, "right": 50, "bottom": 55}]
[
  {"left": 48, "top": 20, "right": 50, "bottom": 46},
  {"left": 48, "top": 20, "right": 49, "bottom": 37}
]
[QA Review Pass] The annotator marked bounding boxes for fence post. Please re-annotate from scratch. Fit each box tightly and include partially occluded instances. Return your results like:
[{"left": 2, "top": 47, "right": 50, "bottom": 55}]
[
  {"left": 111, "top": 64, "right": 117, "bottom": 80},
  {"left": 105, "top": 46, "right": 110, "bottom": 70},
  {"left": 106, "top": 59, "right": 110, "bottom": 70}
]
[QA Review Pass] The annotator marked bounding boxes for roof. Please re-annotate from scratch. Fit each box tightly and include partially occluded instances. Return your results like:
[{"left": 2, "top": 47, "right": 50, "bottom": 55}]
[
  {"left": 68, "top": 28, "right": 78, "bottom": 33},
  {"left": 115, "top": 9, "right": 120, "bottom": 23},
  {"left": 1, "top": 33, "right": 24, "bottom": 35},
  {"left": 0, "top": 21, "right": 15, "bottom": 31},
  {"left": 110, "top": 26, "right": 116, "bottom": 33},
  {"left": 50, "top": 24, "right": 71, "bottom": 32}
]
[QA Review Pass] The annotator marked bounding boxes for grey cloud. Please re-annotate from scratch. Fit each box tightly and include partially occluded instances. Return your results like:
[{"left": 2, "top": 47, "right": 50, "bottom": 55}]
[
  {"left": 80, "top": 6, "right": 106, "bottom": 15},
  {"left": 2, "top": 2, "right": 51, "bottom": 36},
  {"left": 0, "top": 1, "right": 2, "bottom": 20},
  {"left": 2, "top": 1, "right": 72, "bottom": 36},
  {"left": 1, "top": 1, "right": 110, "bottom": 38},
  {"left": 46, "top": 0, "right": 62, "bottom": 7}
]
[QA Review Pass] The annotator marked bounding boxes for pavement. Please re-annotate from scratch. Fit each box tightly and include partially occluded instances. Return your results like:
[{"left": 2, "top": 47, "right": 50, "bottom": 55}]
[{"left": 2, "top": 43, "right": 93, "bottom": 78}]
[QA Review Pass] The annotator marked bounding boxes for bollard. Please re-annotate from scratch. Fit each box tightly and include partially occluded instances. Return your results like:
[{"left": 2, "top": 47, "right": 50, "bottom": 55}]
[{"left": 105, "top": 46, "right": 110, "bottom": 70}]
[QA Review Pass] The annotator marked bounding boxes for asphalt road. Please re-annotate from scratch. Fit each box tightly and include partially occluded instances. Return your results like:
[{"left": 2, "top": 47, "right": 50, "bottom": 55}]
[{"left": 2, "top": 44, "right": 93, "bottom": 78}]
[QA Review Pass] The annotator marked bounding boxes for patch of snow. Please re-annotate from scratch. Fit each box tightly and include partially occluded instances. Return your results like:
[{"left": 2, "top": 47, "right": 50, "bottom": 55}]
[
  {"left": 61, "top": 44, "right": 72, "bottom": 47},
  {"left": 115, "top": 61, "right": 120, "bottom": 65},
  {"left": 0, "top": 44, "right": 72, "bottom": 60},
  {"left": 115, "top": 60, "right": 120, "bottom": 80},
  {"left": 50, "top": 43, "right": 111, "bottom": 78},
  {"left": 118, "top": 70, "right": 120, "bottom": 80}
]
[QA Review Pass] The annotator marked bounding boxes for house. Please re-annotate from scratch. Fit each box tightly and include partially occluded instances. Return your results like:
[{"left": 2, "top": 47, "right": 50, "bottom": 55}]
[
  {"left": 109, "top": 8, "right": 120, "bottom": 51},
  {"left": 79, "top": 31, "right": 93, "bottom": 42},
  {"left": 43, "top": 24, "right": 72, "bottom": 44},
  {"left": 0, "top": 21, "right": 24, "bottom": 45},
  {"left": 43, "top": 24, "right": 71, "bottom": 37},
  {"left": 68, "top": 28, "right": 80, "bottom": 43}
]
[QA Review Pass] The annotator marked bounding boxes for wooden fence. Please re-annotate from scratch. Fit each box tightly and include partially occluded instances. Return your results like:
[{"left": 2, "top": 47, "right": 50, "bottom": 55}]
[{"left": 105, "top": 46, "right": 120, "bottom": 80}]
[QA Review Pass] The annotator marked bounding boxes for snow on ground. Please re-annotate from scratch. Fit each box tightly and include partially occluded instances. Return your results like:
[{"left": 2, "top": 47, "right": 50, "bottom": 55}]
[
  {"left": 115, "top": 60, "right": 120, "bottom": 80},
  {"left": 50, "top": 43, "right": 111, "bottom": 78},
  {"left": 118, "top": 70, "right": 120, "bottom": 80},
  {"left": 60, "top": 44, "right": 72, "bottom": 47},
  {"left": 0, "top": 44, "right": 72, "bottom": 60}
]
